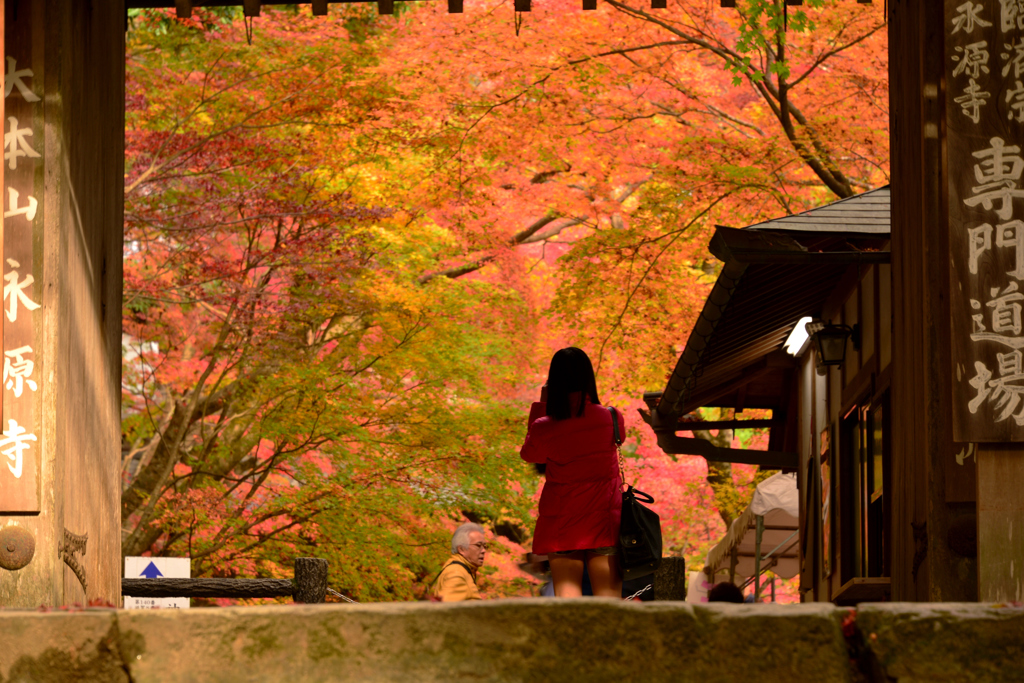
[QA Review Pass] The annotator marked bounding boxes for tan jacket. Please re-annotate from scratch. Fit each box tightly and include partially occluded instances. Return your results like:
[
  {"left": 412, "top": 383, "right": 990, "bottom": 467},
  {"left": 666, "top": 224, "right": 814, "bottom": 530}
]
[{"left": 431, "top": 554, "right": 481, "bottom": 602}]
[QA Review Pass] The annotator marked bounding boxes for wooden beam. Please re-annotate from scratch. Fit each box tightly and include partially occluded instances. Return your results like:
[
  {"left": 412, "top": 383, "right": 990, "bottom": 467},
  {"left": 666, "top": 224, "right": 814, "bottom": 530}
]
[
  {"left": 123, "top": 577, "right": 293, "bottom": 599},
  {"left": 312, "top": 0, "right": 328, "bottom": 15},
  {"left": 676, "top": 419, "right": 775, "bottom": 431},
  {"left": 175, "top": 0, "right": 193, "bottom": 18},
  {"left": 656, "top": 434, "right": 797, "bottom": 469}
]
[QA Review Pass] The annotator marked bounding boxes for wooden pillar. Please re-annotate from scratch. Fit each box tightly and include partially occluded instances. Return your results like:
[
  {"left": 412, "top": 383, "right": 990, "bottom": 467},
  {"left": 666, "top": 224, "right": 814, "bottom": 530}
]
[
  {"left": 889, "top": 0, "right": 936, "bottom": 602},
  {"left": 889, "top": 0, "right": 977, "bottom": 602},
  {"left": 1, "top": 0, "right": 5, "bottom": 380},
  {"left": 940, "top": 0, "right": 1024, "bottom": 602},
  {"left": 977, "top": 446, "right": 1024, "bottom": 601},
  {"left": 0, "top": 0, "right": 124, "bottom": 608},
  {"left": 754, "top": 514, "right": 764, "bottom": 600}
]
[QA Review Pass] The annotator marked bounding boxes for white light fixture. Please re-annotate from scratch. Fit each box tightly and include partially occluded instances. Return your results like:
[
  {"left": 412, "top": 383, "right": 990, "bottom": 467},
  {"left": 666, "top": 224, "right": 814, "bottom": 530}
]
[{"left": 784, "top": 316, "right": 813, "bottom": 356}]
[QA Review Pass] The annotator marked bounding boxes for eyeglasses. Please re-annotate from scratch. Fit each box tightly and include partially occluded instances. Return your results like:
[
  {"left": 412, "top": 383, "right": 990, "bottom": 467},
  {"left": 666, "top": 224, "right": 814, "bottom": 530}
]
[{"left": 468, "top": 542, "right": 489, "bottom": 550}]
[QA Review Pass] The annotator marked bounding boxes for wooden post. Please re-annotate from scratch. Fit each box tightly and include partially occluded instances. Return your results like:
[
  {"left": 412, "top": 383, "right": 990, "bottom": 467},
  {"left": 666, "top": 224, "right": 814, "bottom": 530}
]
[
  {"left": 447, "top": 0, "right": 464, "bottom": 12},
  {"left": 651, "top": 557, "right": 686, "bottom": 600},
  {"left": 514, "top": 0, "right": 530, "bottom": 11},
  {"left": 243, "top": 0, "right": 260, "bottom": 17},
  {"left": 582, "top": 0, "right": 596, "bottom": 9},
  {"left": 293, "top": 557, "right": 328, "bottom": 603},
  {"left": 378, "top": 0, "right": 394, "bottom": 15},
  {"left": 174, "top": 0, "right": 192, "bottom": 18},
  {"left": 888, "top": 0, "right": 974, "bottom": 603},
  {"left": 940, "top": 0, "right": 1024, "bottom": 603},
  {"left": 1, "top": 1, "right": 5, "bottom": 418},
  {"left": 312, "top": 0, "right": 327, "bottom": 15},
  {"left": 977, "top": 446, "right": 1024, "bottom": 601},
  {"left": 754, "top": 514, "right": 764, "bottom": 601}
]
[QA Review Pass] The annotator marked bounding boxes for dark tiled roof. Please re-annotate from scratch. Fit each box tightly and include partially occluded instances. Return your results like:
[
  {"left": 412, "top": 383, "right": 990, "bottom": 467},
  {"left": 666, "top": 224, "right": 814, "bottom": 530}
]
[{"left": 738, "top": 185, "right": 890, "bottom": 234}]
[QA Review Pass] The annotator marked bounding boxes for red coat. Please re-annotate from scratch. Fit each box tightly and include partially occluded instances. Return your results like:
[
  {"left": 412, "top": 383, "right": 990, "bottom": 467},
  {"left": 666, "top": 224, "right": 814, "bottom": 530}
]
[{"left": 519, "top": 398, "right": 623, "bottom": 555}]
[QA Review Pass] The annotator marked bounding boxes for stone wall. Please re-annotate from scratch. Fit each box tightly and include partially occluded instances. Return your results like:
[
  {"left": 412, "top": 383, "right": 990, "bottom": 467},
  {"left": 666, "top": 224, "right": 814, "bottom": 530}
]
[{"left": 1, "top": 601, "right": 1022, "bottom": 683}]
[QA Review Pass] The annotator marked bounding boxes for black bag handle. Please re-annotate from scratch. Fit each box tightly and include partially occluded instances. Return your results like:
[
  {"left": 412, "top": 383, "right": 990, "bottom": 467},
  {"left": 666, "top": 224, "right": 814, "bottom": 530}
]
[{"left": 627, "top": 487, "right": 655, "bottom": 504}]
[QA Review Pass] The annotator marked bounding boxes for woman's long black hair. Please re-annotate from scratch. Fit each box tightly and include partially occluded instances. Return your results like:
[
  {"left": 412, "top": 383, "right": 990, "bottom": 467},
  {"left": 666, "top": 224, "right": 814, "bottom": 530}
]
[{"left": 545, "top": 347, "right": 601, "bottom": 420}]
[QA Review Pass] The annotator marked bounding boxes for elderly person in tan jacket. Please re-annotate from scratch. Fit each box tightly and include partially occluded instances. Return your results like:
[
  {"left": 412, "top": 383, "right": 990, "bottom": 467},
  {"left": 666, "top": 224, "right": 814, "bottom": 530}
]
[{"left": 431, "top": 523, "right": 488, "bottom": 601}]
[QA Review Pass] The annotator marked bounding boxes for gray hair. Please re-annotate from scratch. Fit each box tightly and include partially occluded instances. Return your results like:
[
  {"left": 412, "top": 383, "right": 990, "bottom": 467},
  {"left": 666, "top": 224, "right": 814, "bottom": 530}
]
[{"left": 451, "top": 522, "right": 485, "bottom": 554}]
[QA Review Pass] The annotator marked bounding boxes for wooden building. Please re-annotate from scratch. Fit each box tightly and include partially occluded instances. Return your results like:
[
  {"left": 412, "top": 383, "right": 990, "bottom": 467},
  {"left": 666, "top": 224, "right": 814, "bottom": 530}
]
[
  {"left": 644, "top": 0, "right": 1024, "bottom": 606},
  {"left": 643, "top": 186, "right": 982, "bottom": 603}
]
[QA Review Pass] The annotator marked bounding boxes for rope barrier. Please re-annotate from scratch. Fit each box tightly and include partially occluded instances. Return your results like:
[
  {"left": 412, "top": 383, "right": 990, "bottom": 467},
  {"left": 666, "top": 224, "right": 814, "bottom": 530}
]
[
  {"left": 623, "top": 584, "right": 652, "bottom": 601},
  {"left": 327, "top": 587, "right": 358, "bottom": 603}
]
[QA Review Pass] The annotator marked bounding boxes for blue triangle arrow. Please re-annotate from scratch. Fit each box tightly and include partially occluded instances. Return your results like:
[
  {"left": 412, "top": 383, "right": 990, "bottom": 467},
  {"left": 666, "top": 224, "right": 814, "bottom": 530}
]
[{"left": 140, "top": 561, "right": 163, "bottom": 578}]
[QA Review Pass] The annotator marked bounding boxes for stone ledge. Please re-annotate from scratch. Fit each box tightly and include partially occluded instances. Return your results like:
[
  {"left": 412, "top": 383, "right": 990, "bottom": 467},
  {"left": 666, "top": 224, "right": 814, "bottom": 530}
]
[
  {"left": 856, "top": 602, "right": 1024, "bottom": 683},
  {"left": 0, "top": 601, "right": 1018, "bottom": 683},
  {"left": 0, "top": 610, "right": 125, "bottom": 683},
  {"left": 1, "top": 601, "right": 851, "bottom": 683}
]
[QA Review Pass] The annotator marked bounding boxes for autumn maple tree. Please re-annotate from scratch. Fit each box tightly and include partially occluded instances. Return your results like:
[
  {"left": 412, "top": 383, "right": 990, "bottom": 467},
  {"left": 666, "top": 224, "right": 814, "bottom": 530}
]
[{"left": 123, "top": 8, "right": 540, "bottom": 600}]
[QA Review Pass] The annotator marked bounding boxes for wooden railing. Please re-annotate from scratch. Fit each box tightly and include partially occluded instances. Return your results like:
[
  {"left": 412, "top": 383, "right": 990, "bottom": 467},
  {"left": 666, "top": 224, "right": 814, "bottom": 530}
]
[{"left": 122, "top": 557, "right": 329, "bottom": 603}]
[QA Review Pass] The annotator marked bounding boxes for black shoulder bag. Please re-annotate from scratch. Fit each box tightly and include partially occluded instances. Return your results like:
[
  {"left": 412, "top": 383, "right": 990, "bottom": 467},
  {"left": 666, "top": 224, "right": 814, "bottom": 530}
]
[{"left": 609, "top": 406, "right": 663, "bottom": 581}]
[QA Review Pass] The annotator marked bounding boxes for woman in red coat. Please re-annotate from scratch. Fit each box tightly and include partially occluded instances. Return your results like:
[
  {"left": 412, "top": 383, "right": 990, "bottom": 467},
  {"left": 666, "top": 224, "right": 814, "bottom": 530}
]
[{"left": 520, "top": 347, "right": 624, "bottom": 597}]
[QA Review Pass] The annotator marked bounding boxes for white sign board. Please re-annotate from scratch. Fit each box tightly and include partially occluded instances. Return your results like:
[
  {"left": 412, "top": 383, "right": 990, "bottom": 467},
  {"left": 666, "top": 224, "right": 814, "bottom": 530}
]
[{"left": 124, "top": 556, "right": 191, "bottom": 609}]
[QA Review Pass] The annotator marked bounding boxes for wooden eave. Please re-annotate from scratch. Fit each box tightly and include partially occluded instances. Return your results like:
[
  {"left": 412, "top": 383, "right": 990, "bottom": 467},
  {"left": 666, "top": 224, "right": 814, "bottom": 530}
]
[
  {"left": 644, "top": 187, "right": 892, "bottom": 468},
  {"left": 125, "top": 0, "right": 652, "bottom": 15},
  {"left": 128, "top": 0, "right": 453, "bottom": 17}
]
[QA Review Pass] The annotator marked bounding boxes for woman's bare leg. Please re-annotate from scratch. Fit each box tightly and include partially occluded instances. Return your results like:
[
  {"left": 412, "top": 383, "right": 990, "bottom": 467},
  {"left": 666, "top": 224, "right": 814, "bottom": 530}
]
[
  {"left": 586, "top": 553, "right": 622, "bottom": 598},
  {"left": 549, "top": 551, "right": 586, "bottom": 597}
]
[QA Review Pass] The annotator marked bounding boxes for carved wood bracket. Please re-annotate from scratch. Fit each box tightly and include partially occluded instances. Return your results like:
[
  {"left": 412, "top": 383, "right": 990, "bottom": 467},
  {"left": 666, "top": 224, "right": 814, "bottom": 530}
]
[{"left": 58, "top": 529, "right": 88, "bottom": 591}]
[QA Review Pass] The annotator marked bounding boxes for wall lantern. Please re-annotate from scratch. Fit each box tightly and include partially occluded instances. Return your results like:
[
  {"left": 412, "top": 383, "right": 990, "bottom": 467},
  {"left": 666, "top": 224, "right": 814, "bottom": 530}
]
[{"left": 811, "top": 322, "right": 859, "bottom": 367}]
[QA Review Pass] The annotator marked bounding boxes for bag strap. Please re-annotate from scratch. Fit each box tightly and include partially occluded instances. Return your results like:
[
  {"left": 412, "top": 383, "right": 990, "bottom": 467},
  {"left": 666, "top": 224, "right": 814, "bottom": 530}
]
[
  {"left": 608, "top": 406, "right": 627, "bottom": 488},
  {"left": 609, "top": 406, "right": 622, "bottom": 446},
  {"left": 431, "top": 558, "right": 477, "bottom": 588}
]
